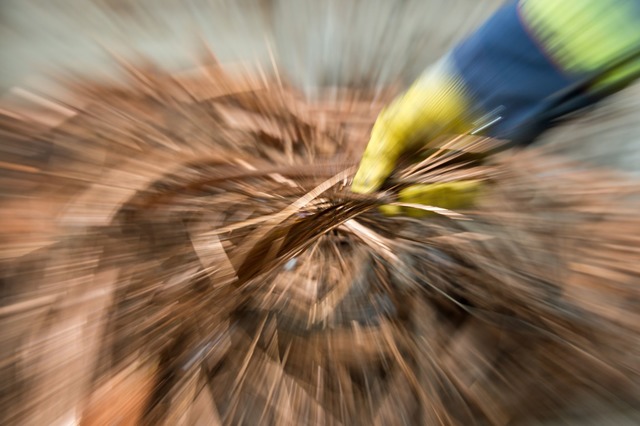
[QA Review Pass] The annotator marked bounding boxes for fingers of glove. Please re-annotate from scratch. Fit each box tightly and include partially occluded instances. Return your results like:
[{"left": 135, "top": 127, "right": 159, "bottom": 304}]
[
  {"left": 351, "top": 102, "right": 405, "bottom": 194},
  {"left": 352, "top": 153, "right": 396, "bottom": 194},
  {"left": 352, "top": 93, "right": 434, "bottom": 194},
  {"left": 379, "top": 180, "right": 483, "bottom": 217}
]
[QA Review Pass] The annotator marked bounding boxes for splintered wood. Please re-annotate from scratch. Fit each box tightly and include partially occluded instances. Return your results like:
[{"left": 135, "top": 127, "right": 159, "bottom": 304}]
[{"left": 1, "top": 61, "right": 639, "bottom": 426}]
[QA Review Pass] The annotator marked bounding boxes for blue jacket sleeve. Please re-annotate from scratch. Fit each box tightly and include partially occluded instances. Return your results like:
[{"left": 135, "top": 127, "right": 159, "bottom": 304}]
[{"left": 450, "top": 0, "right": 640, "bottom": 144}]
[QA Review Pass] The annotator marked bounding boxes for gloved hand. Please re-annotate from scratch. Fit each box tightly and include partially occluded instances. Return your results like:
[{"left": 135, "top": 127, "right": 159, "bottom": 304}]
[
  {"left": 352, "top": 60, "right": 483, "bottom": 215},
  {"left": 352, "top": 60, "right": 472, "bottom": 195}
]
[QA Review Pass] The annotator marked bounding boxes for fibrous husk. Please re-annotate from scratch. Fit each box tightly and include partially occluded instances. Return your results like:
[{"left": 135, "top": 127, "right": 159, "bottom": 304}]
[{"left": 1, "top": 59, "right": 639, "bottom": 426}]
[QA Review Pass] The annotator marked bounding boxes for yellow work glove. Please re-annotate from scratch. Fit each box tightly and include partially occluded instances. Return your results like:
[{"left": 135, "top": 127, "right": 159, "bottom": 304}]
[
  {"left": 352, "top": 60, "right": 481, "bottom": 215},
  {"left": 352, "top": 60, "right": 472, "bottom": 194}
]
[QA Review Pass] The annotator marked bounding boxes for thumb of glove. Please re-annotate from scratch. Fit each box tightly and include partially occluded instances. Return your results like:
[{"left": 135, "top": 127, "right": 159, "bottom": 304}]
[{"left": 379, "top": 180, "right": 483, "bottom": 217}]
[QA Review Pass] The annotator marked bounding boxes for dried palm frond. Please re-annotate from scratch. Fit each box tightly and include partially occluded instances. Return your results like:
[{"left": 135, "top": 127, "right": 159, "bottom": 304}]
[{"left": 1, "top": 58, "right": 639, "bottom": 426}]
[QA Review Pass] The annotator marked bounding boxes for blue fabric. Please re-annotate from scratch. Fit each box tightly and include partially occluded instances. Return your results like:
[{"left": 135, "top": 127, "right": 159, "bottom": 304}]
[{"left": 451, "top": 1, "right": 580, "bottom": 143}]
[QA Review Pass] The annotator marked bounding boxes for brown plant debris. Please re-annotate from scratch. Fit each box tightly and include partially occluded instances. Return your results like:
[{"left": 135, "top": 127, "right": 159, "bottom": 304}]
[{"left": 1, "top": 59, "right": 639, "bottom": 426}]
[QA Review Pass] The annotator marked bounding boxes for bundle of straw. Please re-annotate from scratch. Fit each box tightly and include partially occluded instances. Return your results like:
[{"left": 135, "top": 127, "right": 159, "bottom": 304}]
[{"left": 1, "top": 58, "right": 639, "bottom": 425}]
